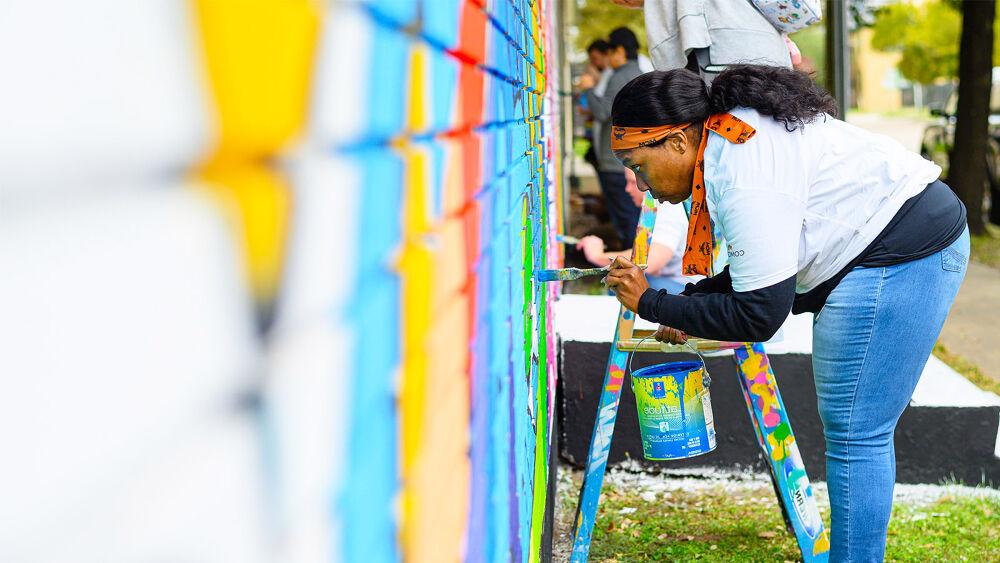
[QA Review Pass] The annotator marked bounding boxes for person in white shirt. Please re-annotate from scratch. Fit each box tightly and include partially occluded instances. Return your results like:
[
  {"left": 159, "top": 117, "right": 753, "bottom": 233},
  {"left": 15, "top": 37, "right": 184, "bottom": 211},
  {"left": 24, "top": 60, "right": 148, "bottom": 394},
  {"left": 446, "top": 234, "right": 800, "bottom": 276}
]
[
  {"left": 576, "top": 167, "right": 699, "bottom": 294},
  {"left": 603, "top": 65, "right": 969, "bottom": 562},
  {"left": 610, "top": 0, "right": 792, "bottom": 82}
]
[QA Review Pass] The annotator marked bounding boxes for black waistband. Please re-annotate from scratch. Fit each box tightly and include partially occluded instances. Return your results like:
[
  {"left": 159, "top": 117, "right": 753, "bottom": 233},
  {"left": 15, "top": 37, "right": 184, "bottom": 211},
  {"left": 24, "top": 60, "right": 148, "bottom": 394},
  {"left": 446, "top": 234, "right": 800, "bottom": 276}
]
[{"left": 792, "top": 179, "right": 967, "bottom": 314}]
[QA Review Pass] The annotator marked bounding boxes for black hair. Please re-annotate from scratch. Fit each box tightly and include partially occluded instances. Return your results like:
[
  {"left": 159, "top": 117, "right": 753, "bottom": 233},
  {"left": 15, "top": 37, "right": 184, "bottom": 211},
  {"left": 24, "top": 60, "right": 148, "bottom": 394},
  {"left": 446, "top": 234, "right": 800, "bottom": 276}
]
[
  {"left": 587, "top": 39, "right": 611, "bottom": 53},
  {"left": 607, "top": 27, "right": 639, "bottom": 61},
  {"left": 611, "top": 65, "right": 838, "bottom": 134}
]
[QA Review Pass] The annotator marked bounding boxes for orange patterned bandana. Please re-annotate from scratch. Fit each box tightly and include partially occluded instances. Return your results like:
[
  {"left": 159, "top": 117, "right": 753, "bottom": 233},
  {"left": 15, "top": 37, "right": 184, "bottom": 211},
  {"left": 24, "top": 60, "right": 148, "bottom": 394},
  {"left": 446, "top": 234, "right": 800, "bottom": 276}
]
[
  {"left": 610, "top": 123, "right": 692, "bottom": 151},
  {"left": 682, "top": 113, "right": 756, "bottom": 276},
  {"left": 610, "top": 114, "right": 756, "bottom": 276}
]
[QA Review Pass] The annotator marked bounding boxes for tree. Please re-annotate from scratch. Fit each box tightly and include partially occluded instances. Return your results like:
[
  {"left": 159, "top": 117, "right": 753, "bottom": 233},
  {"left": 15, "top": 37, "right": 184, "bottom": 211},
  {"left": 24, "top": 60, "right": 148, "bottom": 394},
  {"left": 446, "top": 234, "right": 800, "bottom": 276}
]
[
  {"left": 870, "top": 1, "right": 962, "bottom": 83},
  {"left": 870, "top": 1, "right": 1000, "bottom": 83},
  {"left": 574, "top": 0, "right": 646, "bottom": 52},
  {"left": 871, "top": 1, "right": 999, "bottom": 234},
  {"left": 951, "top": 0, "right": 996, "bottom": 235}
]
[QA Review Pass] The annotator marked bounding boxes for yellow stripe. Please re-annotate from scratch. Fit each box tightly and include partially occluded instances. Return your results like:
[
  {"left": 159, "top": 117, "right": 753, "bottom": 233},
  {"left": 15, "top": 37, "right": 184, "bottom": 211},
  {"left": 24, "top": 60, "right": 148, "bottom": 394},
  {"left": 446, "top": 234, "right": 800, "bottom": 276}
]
[
  {"left": 399, "top": 43, "right": 471, "bottom": 561},
  {"left": 197, "top": 163, "right": 291, "bottom": 303},
  {"left": 192, "top": 0, "right": 320, "bottom": 158},
  {"left": 191, "top": 0, "right": 320, "bottom": 304}
]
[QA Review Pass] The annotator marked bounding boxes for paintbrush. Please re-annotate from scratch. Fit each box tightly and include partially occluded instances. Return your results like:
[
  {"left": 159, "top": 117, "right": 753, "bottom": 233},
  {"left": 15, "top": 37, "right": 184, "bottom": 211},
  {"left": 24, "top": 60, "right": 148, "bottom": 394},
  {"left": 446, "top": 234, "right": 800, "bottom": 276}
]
[
  {"left": 555, "top": 234, "right": 580, "bottom": 245},
  {"left": 535, "top": 264, "right": 646, "bottom": 282}
]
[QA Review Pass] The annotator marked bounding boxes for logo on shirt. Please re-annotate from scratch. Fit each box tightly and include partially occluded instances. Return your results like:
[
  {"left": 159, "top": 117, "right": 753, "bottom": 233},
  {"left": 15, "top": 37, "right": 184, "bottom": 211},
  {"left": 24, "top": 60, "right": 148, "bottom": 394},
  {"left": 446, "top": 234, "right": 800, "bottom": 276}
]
[{"left": 727, "top": 244, "right": 745, "bottom": 258}]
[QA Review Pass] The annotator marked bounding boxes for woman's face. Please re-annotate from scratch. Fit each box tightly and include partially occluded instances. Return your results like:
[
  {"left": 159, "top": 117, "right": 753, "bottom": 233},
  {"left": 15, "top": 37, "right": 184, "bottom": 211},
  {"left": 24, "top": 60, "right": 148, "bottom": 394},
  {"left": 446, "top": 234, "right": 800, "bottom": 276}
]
[
  {"left": 607, "top": 45, "right": 628, "bottom": 68},
  {"left": 614, "top": 127, "right": 701, "bottom": 205}
]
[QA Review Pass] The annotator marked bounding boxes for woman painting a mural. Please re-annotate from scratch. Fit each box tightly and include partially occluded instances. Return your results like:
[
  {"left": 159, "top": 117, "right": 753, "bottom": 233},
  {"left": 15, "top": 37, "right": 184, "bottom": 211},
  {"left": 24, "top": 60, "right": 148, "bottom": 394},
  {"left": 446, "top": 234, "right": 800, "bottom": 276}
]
[{"left": 603, "top": 65, "right": 969, "bottom": 561}]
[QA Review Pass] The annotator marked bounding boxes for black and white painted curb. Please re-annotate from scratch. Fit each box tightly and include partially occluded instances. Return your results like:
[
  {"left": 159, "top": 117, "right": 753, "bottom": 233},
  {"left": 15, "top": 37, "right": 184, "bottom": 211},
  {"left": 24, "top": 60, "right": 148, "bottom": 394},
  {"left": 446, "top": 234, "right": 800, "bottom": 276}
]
[{"left": 556, "top": 295, "right": 1000, "bottom": 486}]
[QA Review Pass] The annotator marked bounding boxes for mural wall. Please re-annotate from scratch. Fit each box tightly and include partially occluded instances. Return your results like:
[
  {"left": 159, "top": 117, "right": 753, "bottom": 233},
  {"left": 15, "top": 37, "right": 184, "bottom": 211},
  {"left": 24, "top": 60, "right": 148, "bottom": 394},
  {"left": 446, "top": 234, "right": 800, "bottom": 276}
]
[
  {"left": 0, "top": 1, "right": 564, "bottom": 562},
  {"left": 331, "top": 0, "right": 565, "bottom": 561}
]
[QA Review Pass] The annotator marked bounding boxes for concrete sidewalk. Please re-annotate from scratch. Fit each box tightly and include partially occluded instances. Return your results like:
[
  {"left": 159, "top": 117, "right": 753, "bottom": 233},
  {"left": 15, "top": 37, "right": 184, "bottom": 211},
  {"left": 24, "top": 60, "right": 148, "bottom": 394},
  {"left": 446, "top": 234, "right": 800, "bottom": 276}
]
[{"left": 939, "top": 260, "right": 1000, "bottom": 383}]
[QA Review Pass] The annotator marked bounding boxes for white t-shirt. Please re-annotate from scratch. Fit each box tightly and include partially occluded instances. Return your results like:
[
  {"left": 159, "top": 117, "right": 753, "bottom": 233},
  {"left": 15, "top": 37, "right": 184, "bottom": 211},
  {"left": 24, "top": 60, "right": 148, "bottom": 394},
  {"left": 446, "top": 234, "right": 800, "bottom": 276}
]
[
  {"left": 704, "top": 107, "right": 941, "bottom": 293},
  {"left": 650, "top": 203, "right": 700, "bottom": 283}
]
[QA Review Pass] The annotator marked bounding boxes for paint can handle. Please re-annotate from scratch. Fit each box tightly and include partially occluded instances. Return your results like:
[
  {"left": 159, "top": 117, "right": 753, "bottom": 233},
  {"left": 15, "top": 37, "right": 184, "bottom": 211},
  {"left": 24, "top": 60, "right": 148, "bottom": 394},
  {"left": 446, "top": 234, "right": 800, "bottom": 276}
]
[
  {"left": 684, "top": 341, "right": 712, "bottom": 390},
  {"left": 626, "top": 333, "right": 652, "bottom": 389},
  {"left": 626, "top": 336, "right": 712, "bottom": 390}
]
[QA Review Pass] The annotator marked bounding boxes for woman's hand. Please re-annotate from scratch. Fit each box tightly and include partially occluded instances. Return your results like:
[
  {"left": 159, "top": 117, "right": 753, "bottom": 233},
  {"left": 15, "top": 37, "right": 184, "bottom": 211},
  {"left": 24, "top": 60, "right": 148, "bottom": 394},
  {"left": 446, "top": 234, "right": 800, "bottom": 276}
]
[
  {"left": 576, "top": 235, "right": 606, "bottom": 265},
  {"left": 605, "top": 256, "right": 649, "bottom": 312},
  {"left": 654, "top": 325, "right": 688, "bottom": 345}
]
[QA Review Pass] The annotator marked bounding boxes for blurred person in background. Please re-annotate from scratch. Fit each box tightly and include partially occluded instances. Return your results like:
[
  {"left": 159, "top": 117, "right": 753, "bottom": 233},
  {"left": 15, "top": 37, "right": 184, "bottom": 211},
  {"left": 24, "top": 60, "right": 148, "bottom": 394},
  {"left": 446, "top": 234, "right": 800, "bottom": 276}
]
[
  {"left": 580, "top": 39, "right": 613, "bottom": 174},
  {"left": 579, "top": 26, "right": 645, "bottom": 247},
  {"left": 576, "top": 167, "right": 700, "bottom": 294},
  {"left": 610, "top": 0, "right": 793, "bottom": 82},
  {"left": 585, "top": 39, "right": 614, "bottom": 96}
]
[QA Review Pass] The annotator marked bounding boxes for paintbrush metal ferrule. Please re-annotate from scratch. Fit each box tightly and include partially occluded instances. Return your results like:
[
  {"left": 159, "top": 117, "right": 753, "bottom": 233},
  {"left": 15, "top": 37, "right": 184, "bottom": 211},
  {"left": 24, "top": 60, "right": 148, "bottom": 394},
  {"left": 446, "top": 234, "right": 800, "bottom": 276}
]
[
  {"left": 534, "top": 266, "right": 606, "bottom": 282},
  {"left": 534, "top": 264, "right": 647, "bottom": 282}
]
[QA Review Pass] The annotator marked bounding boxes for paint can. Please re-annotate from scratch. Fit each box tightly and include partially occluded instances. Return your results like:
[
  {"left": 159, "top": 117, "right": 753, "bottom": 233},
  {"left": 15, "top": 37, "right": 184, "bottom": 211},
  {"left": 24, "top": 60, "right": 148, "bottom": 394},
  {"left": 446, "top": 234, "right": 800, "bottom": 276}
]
[{"left": 629, "top": 359, "right": 716, "bottom": 460}]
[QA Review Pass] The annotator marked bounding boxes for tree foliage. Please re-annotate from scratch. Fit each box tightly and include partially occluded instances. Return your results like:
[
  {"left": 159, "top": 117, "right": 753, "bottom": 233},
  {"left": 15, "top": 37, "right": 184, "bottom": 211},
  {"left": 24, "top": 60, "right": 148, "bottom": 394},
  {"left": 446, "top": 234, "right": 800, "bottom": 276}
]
[
  {"left": 951, "top": 0, "right": 997, "bottom": 234},
  {"left": 574, "top": 0, "right": 646, "bottom": 52},
  {"left": 871, "top": 0, "right": 1000, "bottom": 84}
]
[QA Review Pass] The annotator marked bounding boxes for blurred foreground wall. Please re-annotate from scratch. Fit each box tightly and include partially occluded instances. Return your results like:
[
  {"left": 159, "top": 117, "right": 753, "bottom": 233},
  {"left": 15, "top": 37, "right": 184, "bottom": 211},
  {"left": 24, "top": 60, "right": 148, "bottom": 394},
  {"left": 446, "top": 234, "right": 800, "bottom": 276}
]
[{"left": 0, "top": 1, "right": 565, "bottom": 562}]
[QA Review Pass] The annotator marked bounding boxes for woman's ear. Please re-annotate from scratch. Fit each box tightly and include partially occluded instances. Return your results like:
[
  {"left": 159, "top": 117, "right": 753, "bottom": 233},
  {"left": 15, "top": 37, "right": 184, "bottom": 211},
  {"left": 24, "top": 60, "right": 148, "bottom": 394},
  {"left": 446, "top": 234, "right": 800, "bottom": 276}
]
[{"left": 669, "top": 132, "right": 686, "bottom": 154}]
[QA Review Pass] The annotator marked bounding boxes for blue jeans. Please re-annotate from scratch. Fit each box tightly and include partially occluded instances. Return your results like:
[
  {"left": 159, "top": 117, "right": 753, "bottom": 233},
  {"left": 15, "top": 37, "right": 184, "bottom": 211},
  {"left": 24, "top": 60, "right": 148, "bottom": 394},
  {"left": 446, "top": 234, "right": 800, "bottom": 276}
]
[{"left": 812, "top": 227, "right": 969, "bottom": 562}]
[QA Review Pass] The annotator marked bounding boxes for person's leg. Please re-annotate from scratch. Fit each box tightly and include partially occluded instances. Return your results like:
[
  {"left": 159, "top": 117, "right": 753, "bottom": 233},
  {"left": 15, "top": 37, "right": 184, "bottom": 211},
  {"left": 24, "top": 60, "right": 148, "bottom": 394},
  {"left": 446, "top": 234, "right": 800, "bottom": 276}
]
[
  {"left": 597, "top": 170, "right": 640, "bottom": 246},
  {"left": 812, "top": 228, "right": 968, "bottom": 562},
  {"left": 584, "top": 141, "right": 599, "bottom": 174}
]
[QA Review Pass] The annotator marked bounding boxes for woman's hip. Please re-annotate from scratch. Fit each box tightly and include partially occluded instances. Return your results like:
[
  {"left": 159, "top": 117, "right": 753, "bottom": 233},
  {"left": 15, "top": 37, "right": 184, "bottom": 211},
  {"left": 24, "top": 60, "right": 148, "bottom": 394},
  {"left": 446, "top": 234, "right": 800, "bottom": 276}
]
[
  {"left": 814, "top": 227, "right": 969, "bottom": 340},
  {"left": 811, "top": 228, "right": 969, "bottom": 401}
]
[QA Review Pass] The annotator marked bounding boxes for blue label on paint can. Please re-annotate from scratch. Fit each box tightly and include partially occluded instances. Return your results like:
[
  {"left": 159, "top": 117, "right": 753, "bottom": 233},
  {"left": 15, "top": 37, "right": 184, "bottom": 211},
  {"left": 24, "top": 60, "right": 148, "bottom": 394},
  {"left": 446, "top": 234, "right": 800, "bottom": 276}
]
[{"left": 632, "top": 361, "right": 717, "bottom": 461}]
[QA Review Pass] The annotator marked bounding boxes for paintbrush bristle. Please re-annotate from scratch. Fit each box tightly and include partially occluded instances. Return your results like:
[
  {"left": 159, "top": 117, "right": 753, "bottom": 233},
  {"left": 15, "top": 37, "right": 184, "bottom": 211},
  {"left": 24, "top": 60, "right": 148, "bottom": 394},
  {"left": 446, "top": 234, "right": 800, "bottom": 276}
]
[{"left": 535, "top": 269, "right": 563, "bottom": 282}]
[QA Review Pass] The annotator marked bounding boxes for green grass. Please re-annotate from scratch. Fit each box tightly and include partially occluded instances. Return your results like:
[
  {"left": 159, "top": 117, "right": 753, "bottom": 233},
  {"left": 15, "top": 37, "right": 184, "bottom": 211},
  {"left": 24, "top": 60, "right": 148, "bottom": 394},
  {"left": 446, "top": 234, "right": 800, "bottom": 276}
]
[
  {"left": 885, "top": 497, "right": 1000, "bottom": 562},
  {"left": 574, "top": 481, "right": 1000, "bottom": 562},
  {"left": 933, "top": 342, "right": 1000, "bottom": 396},
  {"left": 587, "top": 484, "right": 808, "bottom": 561},
  {"left": 971, "top": 224, "right": 1000, "bottom": 269}
]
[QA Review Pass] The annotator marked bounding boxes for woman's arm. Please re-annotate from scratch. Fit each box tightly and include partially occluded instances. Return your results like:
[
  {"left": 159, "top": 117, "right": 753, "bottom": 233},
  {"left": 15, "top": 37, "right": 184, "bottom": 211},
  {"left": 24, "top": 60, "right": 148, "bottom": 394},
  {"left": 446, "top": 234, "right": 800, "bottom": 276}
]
[
  {"left": 645, "top": 242, "right": 672, "bottom": 273},
  {"left": 578, "top": 235, "right": 671, "bottom": 271},
  {"left": 638, "top": 275, "right": 795, "bottom": 342},
  {"left": 577, "top": 235, "right": 621, "bottom": 267},
  {"left": 606, "top": 257, "right": 793, "bottom": 342},
  {"left": 680, "top": 265, "right": 733, "bottom": 295},
  {"left": 608, "top": 186, "right": 805, "bottom": 342}
]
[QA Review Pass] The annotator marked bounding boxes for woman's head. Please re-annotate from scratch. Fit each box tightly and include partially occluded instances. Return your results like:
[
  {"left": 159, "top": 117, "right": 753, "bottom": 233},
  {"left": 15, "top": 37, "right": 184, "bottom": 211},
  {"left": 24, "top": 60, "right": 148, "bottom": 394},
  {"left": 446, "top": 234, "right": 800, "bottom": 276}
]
[
  {"left": 610, "top": 65, "right": 837, "bottom": 204},
  {"left": 586, "top": 39, "right": 611, "bottom": 70},
  {"left": 611, "top": 70, "right": 709, "bottom": 204},
  {"left": 607, "top": 27, "right": 640, "bottom": 68}
]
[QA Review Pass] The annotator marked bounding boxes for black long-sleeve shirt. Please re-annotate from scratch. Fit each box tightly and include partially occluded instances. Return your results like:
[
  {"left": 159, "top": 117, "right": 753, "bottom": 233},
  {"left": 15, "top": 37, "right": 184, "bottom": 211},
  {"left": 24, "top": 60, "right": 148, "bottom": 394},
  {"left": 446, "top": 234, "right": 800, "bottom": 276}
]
[
  {"left": 636, "top": 180, "right": 967, "bottom": 341},
  {"left": 638, "top": 267, "right": 794, "bottom": 342}
]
